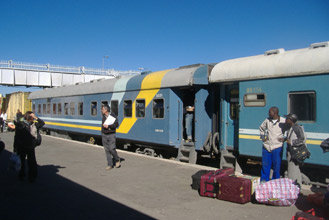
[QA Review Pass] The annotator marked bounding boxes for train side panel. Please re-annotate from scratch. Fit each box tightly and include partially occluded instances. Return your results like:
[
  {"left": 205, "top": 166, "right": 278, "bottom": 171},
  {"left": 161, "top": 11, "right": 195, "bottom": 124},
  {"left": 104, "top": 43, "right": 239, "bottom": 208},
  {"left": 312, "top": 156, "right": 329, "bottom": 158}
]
[{"left": 238, "top": 74, "right": 329, "bottom": 166}]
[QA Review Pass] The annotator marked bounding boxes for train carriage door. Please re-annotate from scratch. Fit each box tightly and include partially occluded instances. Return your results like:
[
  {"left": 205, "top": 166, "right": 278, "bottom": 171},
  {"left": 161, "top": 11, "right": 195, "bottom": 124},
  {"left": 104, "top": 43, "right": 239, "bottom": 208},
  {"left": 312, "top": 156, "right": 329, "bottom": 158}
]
[{"left": 220, "top": 84, "right": 239, "bottom": 151}]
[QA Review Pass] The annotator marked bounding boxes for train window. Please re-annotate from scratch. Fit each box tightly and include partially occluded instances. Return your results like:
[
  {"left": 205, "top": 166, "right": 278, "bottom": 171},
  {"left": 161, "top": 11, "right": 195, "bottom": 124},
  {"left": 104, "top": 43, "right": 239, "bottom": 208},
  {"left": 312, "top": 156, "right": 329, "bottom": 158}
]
[
  {"left": 58, "top": 103, "right": 62, "bottom": 115},
  {"left": 91, "top": 101, "right": 97, "bottom": 116},
  {"left": 32, "top": 104, "right": 36, "bottom": 113},
  {"left": 43, "top": 104, "right": 46, "bottom": 114},
  {"left": 123, "top": 100, "right": 132, "bottom": 117},
  {"left": 243, "top": 93, "right": 266, "bottom": 107},
  {"left": 70, "top": 102, "right": 75, "bottom": 115},
  {"left": 38, "top": 104, "right": 41, "bottom": 114},
  {"left": 153, "top": 99, "right": 164, "bottom": 119},
  {"left": 53, "top": 103, "right": 56, "bottom": 115},
  {"left": 78, "top": 102, "right": 83, "bottom": 116},
  {"left": 64, "top": 103, "right": 69, "bottom": 115},
  {"left": 101, "top": 101, "right": 108, "bottom": 108},
  {"left": 47, "top": 103, "right": 51, "bottom": 114},
  {"left": 289, "top": 91, "right": 316, "bottom": 122},
  {"left": 136, "top": 99, "right": 145, "bottom": 118},
  {"left": 111, "top": 100, "right": 119, "bottom": 116},
  {"left": 230, "top": 89, "right": 239, "bottom": 120}
]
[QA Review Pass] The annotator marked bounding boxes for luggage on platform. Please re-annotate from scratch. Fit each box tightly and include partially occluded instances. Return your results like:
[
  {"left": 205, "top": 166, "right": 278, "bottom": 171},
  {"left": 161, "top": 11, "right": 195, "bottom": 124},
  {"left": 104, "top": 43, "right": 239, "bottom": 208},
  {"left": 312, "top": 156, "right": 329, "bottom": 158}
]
[
  {"left": 255, "top": 178, "right": 300, "bottom": 206},
  {"left": 235, "top": 174, "right": 260, "bottom": 195},
  {"left": 291, "top": 208, "right": 324, "bottom": 220},
  {"left": 199, "top": 168, "right": 234, "bottom": 198},
  {"left": 216, "top": 175, "right": 252, "bottom": 204},
  {"left": 191, "top": 170, "right": 211, "bottom": 190}
]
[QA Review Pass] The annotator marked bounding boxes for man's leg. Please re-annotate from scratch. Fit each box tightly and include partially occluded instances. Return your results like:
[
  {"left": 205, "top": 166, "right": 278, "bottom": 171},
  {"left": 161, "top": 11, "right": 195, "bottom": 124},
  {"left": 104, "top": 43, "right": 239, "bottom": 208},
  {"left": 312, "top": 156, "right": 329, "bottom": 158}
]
[
  {"left": 102, "top": 135, "right": 113, "bottom": 167},
  {"left": 271, "top": 147, "right": 283, "bottom": 180},
  {"left": 261, "top": 147, "right": 272, "bottom": 182}
]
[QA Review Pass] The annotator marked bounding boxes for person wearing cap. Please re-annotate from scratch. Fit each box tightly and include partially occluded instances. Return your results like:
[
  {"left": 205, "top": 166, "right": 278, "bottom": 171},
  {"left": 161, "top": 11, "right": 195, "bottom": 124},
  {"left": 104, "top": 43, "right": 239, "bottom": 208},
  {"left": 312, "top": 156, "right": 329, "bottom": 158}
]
[
  {"left": 285, "top": 113, "right": 305, "bottom": 187},
  {"left": 259, "top": 107, "right": 286, "bottom": 182}
]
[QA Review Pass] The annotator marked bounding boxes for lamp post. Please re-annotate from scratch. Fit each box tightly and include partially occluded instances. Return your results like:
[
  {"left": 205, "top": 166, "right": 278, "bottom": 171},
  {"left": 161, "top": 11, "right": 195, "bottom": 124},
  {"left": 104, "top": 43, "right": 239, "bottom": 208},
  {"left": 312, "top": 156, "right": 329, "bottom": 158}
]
[{"left": 102, "top": 56, "right": 109, "bottom": 70}]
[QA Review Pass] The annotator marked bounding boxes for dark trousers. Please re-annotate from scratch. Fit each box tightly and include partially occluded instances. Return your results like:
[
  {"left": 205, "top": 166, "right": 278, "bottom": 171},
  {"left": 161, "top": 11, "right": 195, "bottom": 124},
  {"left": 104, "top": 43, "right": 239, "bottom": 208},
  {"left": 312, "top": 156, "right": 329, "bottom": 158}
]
[
  {"left": 102, "top": 133, "right": 120, "bottom": 167},
  {"left": 18, "top": 147, "right": 37, "bottom": 180}
]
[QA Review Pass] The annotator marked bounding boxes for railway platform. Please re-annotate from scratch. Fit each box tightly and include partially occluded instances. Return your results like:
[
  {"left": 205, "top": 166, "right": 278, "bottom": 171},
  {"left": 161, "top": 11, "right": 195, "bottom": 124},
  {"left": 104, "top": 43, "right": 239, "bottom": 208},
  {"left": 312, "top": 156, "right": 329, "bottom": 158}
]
[{"left": 0, "top": 132, "right": 327, "bottom": 220}]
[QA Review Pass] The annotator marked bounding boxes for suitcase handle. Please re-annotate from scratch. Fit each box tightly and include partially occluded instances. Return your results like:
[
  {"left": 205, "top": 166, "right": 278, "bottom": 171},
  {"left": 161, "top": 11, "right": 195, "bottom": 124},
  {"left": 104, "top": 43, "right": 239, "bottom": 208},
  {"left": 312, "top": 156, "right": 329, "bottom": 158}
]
[{"left": 204, "top": 182, "right": 219, "bottom": 193}]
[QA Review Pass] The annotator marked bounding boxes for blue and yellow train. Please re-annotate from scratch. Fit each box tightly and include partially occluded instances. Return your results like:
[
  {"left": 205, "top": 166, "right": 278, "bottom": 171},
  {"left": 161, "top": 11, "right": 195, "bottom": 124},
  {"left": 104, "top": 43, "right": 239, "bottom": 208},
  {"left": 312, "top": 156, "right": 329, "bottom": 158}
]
[{"left": 29, "top": 41, "right": 329, "bottom": 182}]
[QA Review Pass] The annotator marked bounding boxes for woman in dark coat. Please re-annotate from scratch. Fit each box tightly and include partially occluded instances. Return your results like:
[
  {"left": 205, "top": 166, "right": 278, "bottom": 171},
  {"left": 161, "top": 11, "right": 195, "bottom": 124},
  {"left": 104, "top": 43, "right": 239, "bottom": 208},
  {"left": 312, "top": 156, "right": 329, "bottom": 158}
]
[{"left": 8, "top": 111, "right": 45, "bottom": 182}]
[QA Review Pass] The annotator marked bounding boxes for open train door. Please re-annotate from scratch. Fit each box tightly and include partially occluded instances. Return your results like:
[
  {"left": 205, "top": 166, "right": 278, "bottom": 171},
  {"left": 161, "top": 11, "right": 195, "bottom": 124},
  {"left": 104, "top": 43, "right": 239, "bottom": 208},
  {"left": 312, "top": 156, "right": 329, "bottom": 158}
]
[{"left": 218, "top": 84, "right": 240, "bottom": 170}]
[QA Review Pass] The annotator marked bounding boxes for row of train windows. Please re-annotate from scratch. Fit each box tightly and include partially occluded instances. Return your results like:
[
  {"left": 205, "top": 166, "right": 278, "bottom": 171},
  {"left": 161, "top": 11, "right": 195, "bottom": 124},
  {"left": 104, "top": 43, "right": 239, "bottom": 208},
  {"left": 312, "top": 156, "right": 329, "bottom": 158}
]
[
  {"left": 33, "top": 99, "right": 165, "bottom": 119},
  {"left": 240, "top": 91, "right": 316, "bottom": 121}
]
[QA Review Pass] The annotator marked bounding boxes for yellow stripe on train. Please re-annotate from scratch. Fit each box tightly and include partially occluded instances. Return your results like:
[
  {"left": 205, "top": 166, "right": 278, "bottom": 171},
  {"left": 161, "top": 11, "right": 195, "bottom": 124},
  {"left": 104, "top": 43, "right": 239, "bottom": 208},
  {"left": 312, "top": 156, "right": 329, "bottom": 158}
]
[
  {"left": 46, "top": 121, "right": 101, "bottom": 131},
  {"left": 116, "top": 69, "right": 172, "bottom": 134},
  {"left": 239, "top": 134, "right": 323, "bottom": 145}
]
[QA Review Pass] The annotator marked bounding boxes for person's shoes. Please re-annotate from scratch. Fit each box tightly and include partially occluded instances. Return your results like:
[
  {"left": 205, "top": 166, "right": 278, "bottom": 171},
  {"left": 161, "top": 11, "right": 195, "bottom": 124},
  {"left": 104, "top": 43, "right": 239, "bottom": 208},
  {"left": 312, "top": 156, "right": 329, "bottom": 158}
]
[
  {"left": 105, "top": 166, "right": 113, "bottom": 170},
  {"left": 115, "top": 161, "right": 121, "bottom": 168}
]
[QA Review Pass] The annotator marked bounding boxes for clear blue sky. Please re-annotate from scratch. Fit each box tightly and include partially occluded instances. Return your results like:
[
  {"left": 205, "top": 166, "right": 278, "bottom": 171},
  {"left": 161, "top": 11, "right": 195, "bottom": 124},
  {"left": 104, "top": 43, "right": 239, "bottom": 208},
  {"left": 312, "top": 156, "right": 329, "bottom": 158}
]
[{"left": 0, "top": 0, "right": 328, "bottom": 95}]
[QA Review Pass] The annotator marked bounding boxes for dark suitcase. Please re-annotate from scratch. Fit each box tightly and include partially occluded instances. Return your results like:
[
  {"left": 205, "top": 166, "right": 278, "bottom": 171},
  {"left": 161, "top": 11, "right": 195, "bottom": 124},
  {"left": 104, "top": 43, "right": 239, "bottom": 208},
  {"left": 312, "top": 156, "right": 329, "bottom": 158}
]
[
  {"left": 191, "top": 170, "right": 210, "bottom": 190},
  {"left": 200, "top": 168, "right": 234, "bottom": 198},
  {"left": 217, "top": 175, "right": 251, "bottom": 204}
]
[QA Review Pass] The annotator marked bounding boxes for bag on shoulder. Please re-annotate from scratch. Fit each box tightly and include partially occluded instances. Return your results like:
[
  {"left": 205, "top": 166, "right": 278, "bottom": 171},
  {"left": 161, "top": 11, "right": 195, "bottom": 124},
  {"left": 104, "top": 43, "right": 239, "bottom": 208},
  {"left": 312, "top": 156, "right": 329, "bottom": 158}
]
[
  {"left": 289, "top": 144, "right": 311, "bottom": 164},
  {"left": 36, "top": 130, "right": 42, "bottom": 146},
  {"left": 320, "top": 138, "right": 329, "bottom": 153}
]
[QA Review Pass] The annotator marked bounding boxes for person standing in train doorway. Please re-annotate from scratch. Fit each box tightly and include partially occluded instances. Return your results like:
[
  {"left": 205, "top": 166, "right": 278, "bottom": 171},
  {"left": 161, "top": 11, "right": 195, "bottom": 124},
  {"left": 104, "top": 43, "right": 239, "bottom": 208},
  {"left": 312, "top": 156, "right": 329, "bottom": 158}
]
[
  {"left": 101, "top": 105, "right": 121, "bottom": 170},
  {"left": 259, "top": 107, "right": 286, "bottom": 182},
  {"left": 185, "top": 105, "right": 195, "bottom": 142}
]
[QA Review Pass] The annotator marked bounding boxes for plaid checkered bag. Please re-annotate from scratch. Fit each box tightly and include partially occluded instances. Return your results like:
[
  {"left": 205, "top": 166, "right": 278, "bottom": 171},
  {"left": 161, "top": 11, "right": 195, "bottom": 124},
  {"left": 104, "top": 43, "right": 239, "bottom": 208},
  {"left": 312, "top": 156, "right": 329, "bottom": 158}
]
[{"left": 255, "top": 178, "right": 300, "bottom": 206}]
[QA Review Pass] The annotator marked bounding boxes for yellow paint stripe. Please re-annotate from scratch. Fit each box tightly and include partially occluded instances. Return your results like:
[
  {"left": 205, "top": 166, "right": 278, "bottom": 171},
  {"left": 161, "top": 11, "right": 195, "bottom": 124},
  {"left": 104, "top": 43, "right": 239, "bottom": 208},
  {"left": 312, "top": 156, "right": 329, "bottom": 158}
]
[
  {"left": 239, "top": 134, "right": 323, "bottom": 145},
  {"left": 46, "top": 121, "right": 100, "bottom": 131},
  {"left": 117, "top": 69, "right": 172, "bottom": 134}
]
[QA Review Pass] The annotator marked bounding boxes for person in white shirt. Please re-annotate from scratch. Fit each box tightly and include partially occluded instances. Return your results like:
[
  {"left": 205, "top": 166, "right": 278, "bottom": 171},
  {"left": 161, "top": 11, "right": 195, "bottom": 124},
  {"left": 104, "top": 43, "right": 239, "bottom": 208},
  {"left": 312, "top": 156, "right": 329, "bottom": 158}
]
[{"left": 259, "top": 107, "right": 286, "bottom": 182}]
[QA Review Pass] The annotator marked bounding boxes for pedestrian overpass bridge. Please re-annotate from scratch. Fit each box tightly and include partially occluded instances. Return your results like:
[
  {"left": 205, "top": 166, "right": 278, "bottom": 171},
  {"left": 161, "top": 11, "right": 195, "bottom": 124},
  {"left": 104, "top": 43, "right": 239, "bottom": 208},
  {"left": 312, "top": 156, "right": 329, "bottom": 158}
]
[{"left": 0, "top": 60, "right": 141, "bottom": 88}]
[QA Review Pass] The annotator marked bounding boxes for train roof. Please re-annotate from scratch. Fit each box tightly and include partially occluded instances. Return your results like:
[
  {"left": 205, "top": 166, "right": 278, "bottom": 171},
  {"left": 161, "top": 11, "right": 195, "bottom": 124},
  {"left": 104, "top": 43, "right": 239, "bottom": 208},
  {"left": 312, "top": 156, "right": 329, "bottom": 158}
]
[
  {"left": 209, "top": 41, "right": 329, "bottom": 83},
  {"left": 29, "top": 64, "right": 210, "bottom": 99}
]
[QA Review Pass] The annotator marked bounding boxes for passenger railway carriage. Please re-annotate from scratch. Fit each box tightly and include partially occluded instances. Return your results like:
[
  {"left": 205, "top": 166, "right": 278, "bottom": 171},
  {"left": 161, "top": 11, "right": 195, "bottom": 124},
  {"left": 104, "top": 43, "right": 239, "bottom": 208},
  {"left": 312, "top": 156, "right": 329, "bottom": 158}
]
[
  {"left": 29, "top": 41, "right": 329, "bottom": 182},
  {"left": 29, "top": 64, "right": 213, "bottom": 162}
]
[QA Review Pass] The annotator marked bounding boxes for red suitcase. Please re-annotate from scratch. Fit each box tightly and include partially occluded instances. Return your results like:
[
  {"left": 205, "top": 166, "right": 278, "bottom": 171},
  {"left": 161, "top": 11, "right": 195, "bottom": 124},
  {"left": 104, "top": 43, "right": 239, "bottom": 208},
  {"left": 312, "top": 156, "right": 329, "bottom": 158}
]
[
  {"left": 217, "top": 175, "right": 251, "bottom": 204},
  {"left": 199, "top": 168, "right": 234, "bottom": 198}
]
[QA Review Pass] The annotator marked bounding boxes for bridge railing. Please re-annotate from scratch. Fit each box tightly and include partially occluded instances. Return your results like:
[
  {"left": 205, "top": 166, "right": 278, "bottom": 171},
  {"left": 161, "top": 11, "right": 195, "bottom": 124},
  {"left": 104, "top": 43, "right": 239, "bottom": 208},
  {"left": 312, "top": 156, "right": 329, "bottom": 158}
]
[{"left": 0, "top": 60, "right": 141, "bottom": 77}]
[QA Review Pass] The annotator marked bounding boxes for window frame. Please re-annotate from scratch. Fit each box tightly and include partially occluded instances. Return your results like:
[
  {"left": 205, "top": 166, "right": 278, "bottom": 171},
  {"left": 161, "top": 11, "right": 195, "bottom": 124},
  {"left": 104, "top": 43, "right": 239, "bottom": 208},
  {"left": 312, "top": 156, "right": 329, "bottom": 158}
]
[
  {"left": 70, "top": 102, "right": 75, "bottom": 115},
  {"left": 152, "top": 98, "right": 165, "bottom": 119},
  {"left": 53, "top": 103, "right": 57, "bottom": 115},
  {"left": 243, "top": 93, "right": 266, "bottom": 107},
  {"left": 91, "top": 101, "right": 98, "bottom": 117},
  {"left": 288, "top": 91, "right": 316, "bottom": 123},
  {"left": 58, "top": 103, "right": 62, "bottom": 115},
  {"left": 111, "top": 100, "right": 119, "bottom": 117},
  {"left": 64, "top": 103, "right": 69, "bottom": 115},
  {"left": 123, "top": 100, "right": 132, "bottom": 118},
  {"left": 78, "top": 102, "right": 83, "bottom": 116},
  {"left": 135, "top": 99, "right": 146, "bottom": 118}
]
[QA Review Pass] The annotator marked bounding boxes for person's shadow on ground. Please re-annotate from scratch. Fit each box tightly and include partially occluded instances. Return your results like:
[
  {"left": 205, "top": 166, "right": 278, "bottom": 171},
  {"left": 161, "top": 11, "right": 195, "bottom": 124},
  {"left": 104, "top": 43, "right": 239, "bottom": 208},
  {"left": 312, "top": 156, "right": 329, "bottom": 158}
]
[{"left": 0, "top": 149, "right": 154, "bottom": 220}]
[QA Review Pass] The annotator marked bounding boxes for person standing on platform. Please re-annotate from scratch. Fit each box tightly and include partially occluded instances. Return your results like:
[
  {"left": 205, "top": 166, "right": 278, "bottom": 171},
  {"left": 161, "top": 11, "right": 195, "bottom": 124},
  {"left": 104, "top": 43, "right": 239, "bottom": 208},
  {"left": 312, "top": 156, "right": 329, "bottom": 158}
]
[
  {"left": 259, "top": 107, "right": 286, "bottom": 182},
  {"left": 8, "top": 111, "right": 45, "bottom": 182},
  {"left": 285, "top": 113, "right": 305, "bottom": 187},
  {"left": 101, "top": 105, "right": 121, "bottom": 170}
]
